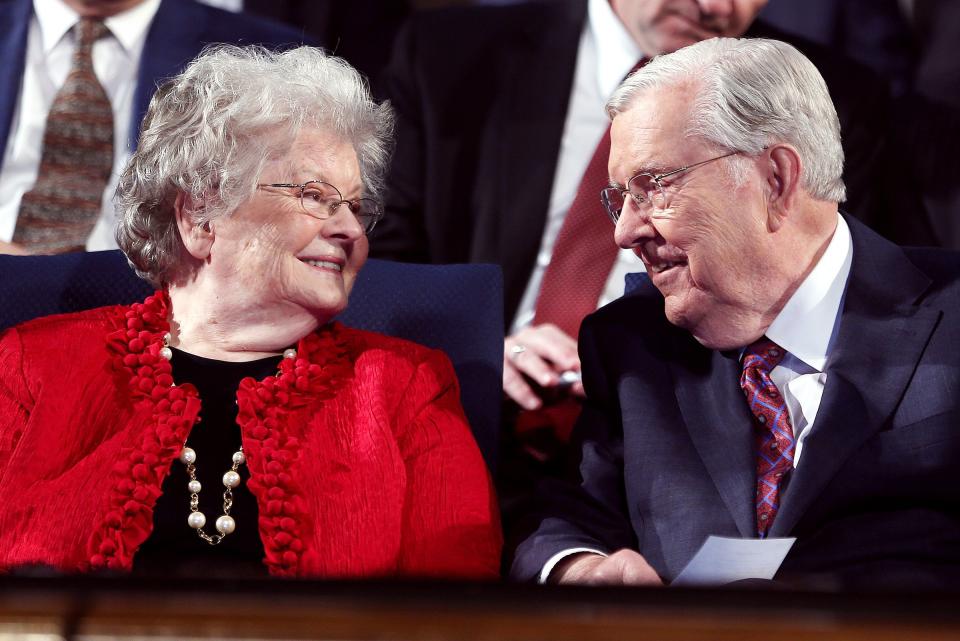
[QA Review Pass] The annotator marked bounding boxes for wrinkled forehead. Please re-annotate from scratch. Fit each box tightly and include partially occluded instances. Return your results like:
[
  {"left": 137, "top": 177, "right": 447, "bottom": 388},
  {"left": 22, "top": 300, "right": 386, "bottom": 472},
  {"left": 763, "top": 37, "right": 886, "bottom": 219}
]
[{"left": 266, "top": 129, "right": 362, "bottom": 188}]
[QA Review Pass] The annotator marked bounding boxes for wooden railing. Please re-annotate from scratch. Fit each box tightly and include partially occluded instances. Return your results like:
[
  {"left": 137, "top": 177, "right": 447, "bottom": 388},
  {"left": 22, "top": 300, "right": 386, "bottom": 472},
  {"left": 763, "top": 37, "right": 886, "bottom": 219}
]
[{"left": 2, "top": 576, "right": 959, "bottom": 641}]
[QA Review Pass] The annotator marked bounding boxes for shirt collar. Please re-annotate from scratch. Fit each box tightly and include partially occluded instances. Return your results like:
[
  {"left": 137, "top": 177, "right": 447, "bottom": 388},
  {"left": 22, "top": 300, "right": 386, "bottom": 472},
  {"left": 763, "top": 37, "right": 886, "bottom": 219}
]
[
  {"left": 33, "top": 0, "right": 161, "bottom": 56},
  {"left": 103, "top": 0, "right": 161, "bottom": 54},
  {"left": 765, "top": 213, "right": 853, "bottom": 372},
  {"left": 34, "top": 0, "right": 78, "bottom": 55},
  {"left": 587, "top": 0, "right": 643, "bottom": 100}
]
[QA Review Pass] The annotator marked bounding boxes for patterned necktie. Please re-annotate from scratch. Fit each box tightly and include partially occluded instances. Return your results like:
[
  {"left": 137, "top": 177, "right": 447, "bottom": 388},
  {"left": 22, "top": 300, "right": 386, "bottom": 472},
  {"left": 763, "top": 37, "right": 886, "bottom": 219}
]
[
  {"left": 14, "top": 18, "right": 114, "bottom": 254},
  {"left": 740, "top": 338, "right": 796, "bottom": 538},
  {"left": 532, "top": 59, "right": 647, "bottom": 339}
]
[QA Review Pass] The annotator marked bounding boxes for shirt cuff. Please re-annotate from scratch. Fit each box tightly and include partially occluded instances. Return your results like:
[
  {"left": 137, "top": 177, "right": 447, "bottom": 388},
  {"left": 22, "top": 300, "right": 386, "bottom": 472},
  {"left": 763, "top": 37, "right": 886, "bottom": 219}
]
[{"left": 538, "top": 547, "right": 608, "bottom": 584}]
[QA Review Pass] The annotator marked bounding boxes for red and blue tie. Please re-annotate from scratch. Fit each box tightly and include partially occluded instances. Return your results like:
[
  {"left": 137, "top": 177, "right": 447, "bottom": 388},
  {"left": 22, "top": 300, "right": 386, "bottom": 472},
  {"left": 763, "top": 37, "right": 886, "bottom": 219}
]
[{"left": 740, "top": 338, "right": 796, "bottom": 538}]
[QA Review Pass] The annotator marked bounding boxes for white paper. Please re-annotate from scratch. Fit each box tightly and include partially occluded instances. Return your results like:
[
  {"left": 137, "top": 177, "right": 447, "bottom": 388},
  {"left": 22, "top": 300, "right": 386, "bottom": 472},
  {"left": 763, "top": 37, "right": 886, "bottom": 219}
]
[{"left": 671, "top": 535, "right": 796, "bottom": 586}]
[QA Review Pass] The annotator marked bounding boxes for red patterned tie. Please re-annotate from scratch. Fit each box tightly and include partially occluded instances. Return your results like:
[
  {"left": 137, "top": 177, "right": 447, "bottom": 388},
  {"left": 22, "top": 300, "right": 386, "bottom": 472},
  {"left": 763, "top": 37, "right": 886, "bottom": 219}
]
[
  {"left": 532, "top": 127, "right": 619, "bottom": 338},
  {"left": 532, "top": 59, "right": 647, "bottom": 339},
  {"left": 740, "top": 338, "right": 796, "bottom": 538},
  {"left": 14, "top": 18, "right": 113, "bottom": 254}
]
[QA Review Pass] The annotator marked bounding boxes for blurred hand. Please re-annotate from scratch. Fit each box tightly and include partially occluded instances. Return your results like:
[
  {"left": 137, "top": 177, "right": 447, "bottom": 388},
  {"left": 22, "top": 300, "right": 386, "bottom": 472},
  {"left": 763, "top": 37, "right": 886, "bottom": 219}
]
[
  {"left": 503, "top": 323, "right": 584, "bottom": 410},
  {"left": 550, "top": 550, "right": 663, "bottom": 586},
  {"left": 0, "top": 241, "right": 29, "bottom": 255}
]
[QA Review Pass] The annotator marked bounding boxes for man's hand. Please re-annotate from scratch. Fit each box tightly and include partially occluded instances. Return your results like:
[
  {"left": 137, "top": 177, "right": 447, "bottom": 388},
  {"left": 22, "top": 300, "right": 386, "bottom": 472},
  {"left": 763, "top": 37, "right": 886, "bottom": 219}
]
[
  {"left": 504, "top": 323, "right": 585, "bottom": 409},
  {"left": 0, "top": 241, "right": 28, "bottom": 256},
  {"left": 550, "top": 550, "right": 663, "bottom": 586}
]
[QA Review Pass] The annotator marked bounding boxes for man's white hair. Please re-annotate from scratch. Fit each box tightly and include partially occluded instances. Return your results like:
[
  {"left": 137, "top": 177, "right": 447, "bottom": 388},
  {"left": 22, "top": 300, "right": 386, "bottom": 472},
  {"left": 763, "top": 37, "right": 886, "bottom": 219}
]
[{"left": 606, "top": 37, "right": 846, "bottom": 203}]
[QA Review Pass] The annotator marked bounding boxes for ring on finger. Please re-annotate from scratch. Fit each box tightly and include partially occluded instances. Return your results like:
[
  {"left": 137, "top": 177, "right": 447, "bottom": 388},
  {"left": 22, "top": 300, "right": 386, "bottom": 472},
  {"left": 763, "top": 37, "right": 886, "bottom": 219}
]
[{"left": 509, "top": 344, "right": 526, "bottom": 361}]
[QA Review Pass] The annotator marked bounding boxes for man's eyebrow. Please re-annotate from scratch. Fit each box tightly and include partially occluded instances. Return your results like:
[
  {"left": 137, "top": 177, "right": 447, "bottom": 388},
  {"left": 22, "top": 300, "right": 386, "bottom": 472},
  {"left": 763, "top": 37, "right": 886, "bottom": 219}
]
[{"left": 609, "top": 162, "right": 670, "bottom": 187}]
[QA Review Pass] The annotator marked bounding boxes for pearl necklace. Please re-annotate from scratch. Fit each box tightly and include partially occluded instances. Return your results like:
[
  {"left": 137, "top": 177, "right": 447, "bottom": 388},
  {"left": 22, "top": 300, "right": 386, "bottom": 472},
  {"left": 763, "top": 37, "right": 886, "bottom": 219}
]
[
  {"left": 161, "top": 332, "right": 298, "bottom": 545},
  {"left": 179, "top": 445, "right": 245, "bottom": 545}
]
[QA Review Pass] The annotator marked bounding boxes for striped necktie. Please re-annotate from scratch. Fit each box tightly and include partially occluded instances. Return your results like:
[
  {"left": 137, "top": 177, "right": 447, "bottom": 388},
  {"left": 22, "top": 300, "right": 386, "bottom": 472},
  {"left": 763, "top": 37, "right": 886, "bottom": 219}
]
[{"left": 14, "top": 18, "right": 114, "bottom": 254}]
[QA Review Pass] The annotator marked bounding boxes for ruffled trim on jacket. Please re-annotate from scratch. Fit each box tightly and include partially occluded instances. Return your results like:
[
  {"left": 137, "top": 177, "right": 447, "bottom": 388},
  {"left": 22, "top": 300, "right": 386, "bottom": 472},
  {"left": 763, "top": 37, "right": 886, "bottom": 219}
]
[{"left": 86, "top": 291, "right": 356, "bottom": 575}]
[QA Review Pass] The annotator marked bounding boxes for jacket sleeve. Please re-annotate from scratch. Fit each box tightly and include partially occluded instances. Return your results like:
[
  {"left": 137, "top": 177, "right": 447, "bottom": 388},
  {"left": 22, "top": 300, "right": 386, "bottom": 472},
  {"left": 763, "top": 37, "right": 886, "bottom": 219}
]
[
  {"left": 0, "top": 328, "right": 32, "bottom": 486},
  {"left": 509, "top": 316, "right": 639, "bottom": 582},
  {"left": 393, "top": 348, "right": 503, "bottom": 578}
]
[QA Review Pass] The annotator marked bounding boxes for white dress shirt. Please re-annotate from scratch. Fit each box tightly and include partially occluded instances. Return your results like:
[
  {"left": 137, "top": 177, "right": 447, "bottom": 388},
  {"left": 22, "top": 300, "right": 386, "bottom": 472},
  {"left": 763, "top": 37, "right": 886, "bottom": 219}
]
[
  {"left": 509, "top": 0, "right": 645, "bottom": 334},
  {"left": 764, "top": 213, "right": 853, "bottom": 465},
  {"left": 538, "top": 213, "right": 854, "bottom": 582},
  {"left": 0, "top": 0, "right": 160, "bottom": 250}
]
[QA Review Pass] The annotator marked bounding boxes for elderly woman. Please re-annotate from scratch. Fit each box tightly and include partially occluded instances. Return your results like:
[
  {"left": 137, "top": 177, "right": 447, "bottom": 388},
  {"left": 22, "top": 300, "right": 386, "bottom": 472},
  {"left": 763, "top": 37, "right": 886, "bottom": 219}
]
[{"left": 0, "top": 46, "right": 501, "bottom": 578}]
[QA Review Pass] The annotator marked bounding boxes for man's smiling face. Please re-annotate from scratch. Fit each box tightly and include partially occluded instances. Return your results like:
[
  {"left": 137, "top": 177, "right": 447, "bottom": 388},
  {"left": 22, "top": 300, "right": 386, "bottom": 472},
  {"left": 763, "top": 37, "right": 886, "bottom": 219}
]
[{"left": 609, "top": 83, "right": 781, "bottom": 349}]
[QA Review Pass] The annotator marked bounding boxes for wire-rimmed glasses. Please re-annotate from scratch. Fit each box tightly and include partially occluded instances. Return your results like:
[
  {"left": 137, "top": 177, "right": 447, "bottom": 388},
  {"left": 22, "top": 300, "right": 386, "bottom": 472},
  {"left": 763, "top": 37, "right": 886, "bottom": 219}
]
[
  {"left": 257, "top": 180, "right": 383, "bottom": 234},
  {"left": 599, "top": 151, "right": 741, "bottom": 224}
]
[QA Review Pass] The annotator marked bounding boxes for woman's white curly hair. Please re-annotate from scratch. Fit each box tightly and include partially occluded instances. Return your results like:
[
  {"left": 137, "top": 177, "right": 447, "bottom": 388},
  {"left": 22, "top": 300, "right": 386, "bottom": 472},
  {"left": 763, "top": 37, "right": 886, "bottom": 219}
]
[{"left": 115, "top": 45, "right": 394, "bottom": 286}]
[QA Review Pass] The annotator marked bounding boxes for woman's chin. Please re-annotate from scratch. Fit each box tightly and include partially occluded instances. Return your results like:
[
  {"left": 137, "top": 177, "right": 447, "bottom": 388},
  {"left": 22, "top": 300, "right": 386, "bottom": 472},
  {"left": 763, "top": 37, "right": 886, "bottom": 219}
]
[{"left": 303, "top": 296, "right": 348, "bottom": 323}]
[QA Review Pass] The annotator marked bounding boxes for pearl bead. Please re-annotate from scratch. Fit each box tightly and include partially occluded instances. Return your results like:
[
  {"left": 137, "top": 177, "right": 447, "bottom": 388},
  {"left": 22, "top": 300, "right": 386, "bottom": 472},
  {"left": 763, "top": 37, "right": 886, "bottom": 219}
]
[
  {"left": 232, "top": 451, "right": 246, "bottom": 465},
  {"left": 187, "top": 480, "right": 202, "bottom": 494},
  {"left": 215, "top": 515, "right": 236, "bottom": 534},
  {"left": 283, "top": 348, "right": 297, "bottom": 360},
  {"left": 223, "top": 470, "right": 241, "bottom": 488},
  {"left": 188, "top": 511, "right": 206, "bottom": 529},
  {"left": 159, "top": 346, "right": 173, "bottom": 361},
  {"left": 180, "top": 447, "right": 196, "bottom": 464}
]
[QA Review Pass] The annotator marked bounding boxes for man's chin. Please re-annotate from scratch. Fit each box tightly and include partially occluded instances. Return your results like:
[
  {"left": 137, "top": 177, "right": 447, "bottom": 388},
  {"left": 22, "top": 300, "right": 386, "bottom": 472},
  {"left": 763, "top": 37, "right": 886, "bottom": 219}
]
[
  {"left": 685, "top": 318, "right": 767, "bottom": 352},
  {"left": 663, "top": 301, "right": 745, "bottom": 351}
]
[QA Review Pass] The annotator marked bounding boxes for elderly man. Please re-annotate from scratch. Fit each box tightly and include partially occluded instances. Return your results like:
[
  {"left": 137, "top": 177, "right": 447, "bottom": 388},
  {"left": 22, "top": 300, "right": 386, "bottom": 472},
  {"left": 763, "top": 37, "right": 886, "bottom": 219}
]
[{"left": 511, "top": 37, "right": 960, "bottom": 590}]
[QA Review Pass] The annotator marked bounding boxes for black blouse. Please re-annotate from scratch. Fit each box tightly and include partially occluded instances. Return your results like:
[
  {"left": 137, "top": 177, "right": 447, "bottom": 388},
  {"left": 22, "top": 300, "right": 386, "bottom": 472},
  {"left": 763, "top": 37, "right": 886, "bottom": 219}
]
[{"left": 132, "top": 348, "right": 283, "bottom": 578}]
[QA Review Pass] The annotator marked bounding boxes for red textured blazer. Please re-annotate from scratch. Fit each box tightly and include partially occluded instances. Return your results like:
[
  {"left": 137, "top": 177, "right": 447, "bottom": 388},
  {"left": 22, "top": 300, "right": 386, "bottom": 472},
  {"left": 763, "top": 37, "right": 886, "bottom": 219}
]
[{"left": 0, "top": 292, "right": 502, "bottom": 578}]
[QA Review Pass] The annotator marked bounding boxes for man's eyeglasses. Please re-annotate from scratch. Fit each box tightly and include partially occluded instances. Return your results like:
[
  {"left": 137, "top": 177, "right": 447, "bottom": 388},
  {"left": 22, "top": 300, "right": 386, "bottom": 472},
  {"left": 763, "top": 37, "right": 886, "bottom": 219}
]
[
  {"left": 600, "top": 151, "right": 741, "bottom": 224},
  {"left": 257, "top": 180, "right": 383, "bottom": 234}
]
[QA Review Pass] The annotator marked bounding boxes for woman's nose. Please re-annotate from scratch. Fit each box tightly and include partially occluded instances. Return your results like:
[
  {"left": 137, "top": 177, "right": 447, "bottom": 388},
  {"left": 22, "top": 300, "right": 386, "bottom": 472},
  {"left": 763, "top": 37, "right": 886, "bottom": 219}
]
[{"left": 323, "top": 202, "right": 365, "bottom": 241}]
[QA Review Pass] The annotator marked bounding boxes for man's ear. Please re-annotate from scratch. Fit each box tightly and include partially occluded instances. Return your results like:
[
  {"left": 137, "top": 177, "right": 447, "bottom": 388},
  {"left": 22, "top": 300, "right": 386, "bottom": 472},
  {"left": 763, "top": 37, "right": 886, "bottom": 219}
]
[
  {"left": 764, "top": 144, "right": 802, "bottom": 232},
  {"left": 174, "top": 191, "right": 214, "bottom": 260}
]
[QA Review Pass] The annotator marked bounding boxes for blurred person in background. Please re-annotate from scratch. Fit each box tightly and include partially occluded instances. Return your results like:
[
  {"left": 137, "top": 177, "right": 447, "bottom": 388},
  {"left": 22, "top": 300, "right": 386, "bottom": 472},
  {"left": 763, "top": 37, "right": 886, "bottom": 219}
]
[{"left": 0, "top": 0, "right": 309, "bottom": 256}]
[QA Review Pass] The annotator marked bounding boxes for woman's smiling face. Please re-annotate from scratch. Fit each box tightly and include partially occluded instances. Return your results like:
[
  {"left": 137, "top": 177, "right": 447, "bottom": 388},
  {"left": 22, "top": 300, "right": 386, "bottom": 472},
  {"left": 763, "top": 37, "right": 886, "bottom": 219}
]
[{"left": 204, "top": 129, "right": 369, "bottom": 325}]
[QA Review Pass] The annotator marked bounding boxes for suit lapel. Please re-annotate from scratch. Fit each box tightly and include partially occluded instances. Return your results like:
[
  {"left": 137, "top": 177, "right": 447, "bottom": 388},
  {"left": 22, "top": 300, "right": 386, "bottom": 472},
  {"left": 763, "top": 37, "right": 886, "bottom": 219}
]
[
  {"left": 494, "top": 0, "right": 585, "bottom": 319},
  {"left": 671, "top": 337, "right": 758, "bottom": 538},
  {"left": 769, "top": 216, "right": 939, "bottom": 536},
  {"left": 132, "top": 0, "right": 209, "bottom": 147},
  {"left": 0, "top": 0, "right": 32, "bottom": 160}
]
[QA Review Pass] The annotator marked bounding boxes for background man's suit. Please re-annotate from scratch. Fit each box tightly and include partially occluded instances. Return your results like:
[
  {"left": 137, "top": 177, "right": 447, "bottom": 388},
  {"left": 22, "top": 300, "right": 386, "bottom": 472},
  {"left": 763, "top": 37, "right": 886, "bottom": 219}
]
[
  {"left": 512, "top": 216, "right": 960, "bottom": 590},
  {"left": 0, "top": 0, "right": 310, "bottom": 180},
  {"left": 373, "top": 0, "right": 918, "bottom": 325}
]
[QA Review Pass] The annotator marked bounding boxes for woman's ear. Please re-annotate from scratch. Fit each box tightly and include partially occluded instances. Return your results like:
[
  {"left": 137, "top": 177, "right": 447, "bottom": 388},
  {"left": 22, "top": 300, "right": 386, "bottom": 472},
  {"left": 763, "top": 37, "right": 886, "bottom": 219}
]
[
  {"left": 174, "top": 191, "right": 214, "bottom": 260},
  {"left": 764, "top": 143, "right": 803, "bottom": 232}
]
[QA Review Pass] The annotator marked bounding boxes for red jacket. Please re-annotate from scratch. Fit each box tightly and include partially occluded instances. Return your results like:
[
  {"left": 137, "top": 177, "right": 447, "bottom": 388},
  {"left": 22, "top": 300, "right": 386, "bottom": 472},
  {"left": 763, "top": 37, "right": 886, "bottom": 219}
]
[{"left": 0, "top": 292, "right": 502, "bottom": 578}]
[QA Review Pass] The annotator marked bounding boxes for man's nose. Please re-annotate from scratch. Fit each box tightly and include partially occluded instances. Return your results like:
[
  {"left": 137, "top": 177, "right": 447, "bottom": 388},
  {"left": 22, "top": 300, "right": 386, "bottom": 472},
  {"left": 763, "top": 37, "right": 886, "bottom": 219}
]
[{"left": 613, "top": 199, "right": 656, "bottom": 250}]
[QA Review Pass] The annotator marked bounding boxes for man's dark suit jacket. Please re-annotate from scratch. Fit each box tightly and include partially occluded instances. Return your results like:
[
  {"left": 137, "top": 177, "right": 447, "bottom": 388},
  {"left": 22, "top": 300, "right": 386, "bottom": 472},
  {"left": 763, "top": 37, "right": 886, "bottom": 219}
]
[
  {"left": 511, "top": 215, "right": 960, "bottom": 591},
  {"left": 374, "top": 0, "right": 907, "bottom": 325},
  {"left": 0, "top": 0, "right": 311, "bottom": 161}
]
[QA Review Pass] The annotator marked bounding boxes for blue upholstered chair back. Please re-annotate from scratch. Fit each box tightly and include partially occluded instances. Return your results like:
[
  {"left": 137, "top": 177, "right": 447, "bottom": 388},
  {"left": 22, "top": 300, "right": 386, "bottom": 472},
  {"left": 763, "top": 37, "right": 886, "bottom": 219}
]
[
  {"left": 624, "top": 271, "right": 654, "bottom": 297},
  {"left": 0, "top": 251, "right": 503, "bottom": 470}
]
